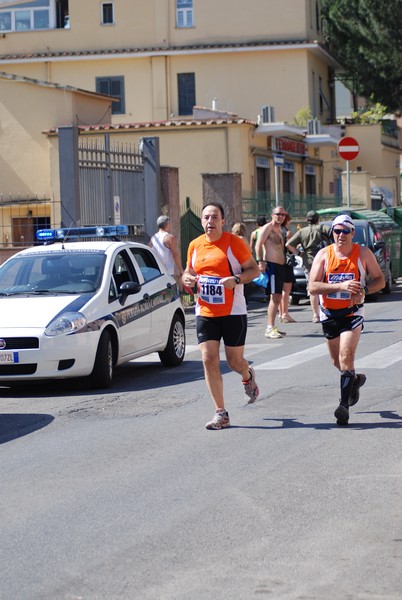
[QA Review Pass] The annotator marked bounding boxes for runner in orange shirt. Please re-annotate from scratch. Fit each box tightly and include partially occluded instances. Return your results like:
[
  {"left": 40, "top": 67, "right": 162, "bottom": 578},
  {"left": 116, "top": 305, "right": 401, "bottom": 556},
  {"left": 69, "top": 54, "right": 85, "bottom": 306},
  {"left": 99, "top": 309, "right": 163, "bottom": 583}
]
[
  {"left": 183, "top": 202, "right": 260, "bottom": 429},
  {"left": 309, "top": 214, "right": 385, "bottom": 425}
]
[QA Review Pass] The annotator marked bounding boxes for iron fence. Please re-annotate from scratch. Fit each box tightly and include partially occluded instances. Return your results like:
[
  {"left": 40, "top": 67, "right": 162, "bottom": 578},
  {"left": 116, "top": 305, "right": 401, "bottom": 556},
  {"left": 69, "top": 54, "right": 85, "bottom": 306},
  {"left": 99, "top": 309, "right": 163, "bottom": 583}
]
[
  {"left": 0, "top": 194, "right": 60, "bottom": 263},
  {"left": 242, "top": 193, "right": 343, "bottom": 221}
]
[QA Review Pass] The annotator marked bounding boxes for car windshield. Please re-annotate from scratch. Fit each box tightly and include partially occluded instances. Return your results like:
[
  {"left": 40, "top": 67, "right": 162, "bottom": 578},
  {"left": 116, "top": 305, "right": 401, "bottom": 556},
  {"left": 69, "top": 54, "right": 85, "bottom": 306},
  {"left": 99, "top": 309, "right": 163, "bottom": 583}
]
[{"left": 0, "top": 251, "right": 106, "bottom": 295}]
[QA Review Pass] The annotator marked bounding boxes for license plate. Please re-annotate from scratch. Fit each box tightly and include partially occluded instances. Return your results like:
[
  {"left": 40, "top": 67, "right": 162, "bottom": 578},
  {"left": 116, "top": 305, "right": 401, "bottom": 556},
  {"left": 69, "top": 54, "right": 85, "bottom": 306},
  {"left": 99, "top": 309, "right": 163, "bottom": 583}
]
[{"left": 0, "top": 352, "right": 19, "bottom": 363}]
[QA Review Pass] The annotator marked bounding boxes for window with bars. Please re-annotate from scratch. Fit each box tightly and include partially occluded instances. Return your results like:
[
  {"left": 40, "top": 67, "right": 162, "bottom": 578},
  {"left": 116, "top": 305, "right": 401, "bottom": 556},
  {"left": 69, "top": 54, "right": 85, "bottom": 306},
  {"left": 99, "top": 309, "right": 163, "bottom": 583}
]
[
  {"left": 178, "top": 73, "right": 196, "bottom": 116},
  {"left": 96, "top": 76, "right": 125, "bottom": 114},
  {"left": 101, "top": 2, "right": 114, "bottom": 25}
]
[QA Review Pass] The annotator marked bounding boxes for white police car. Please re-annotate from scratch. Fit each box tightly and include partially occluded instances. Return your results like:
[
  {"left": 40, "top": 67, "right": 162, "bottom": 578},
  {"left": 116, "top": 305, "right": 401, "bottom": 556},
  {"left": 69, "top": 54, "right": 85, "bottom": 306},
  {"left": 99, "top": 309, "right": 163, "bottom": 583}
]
[{"left": 0, "top": 226, "right": 186, "bottom": 388}]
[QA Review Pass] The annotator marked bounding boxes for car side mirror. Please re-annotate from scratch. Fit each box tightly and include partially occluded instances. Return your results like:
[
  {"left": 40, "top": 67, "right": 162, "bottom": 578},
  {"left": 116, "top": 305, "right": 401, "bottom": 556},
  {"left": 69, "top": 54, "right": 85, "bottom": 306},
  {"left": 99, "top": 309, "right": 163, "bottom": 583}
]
[
  {"left": 119, "top": 281, "right": 141, "bottom": 304},
  {"left": 373, "top": 240, "right": 385, "bottom": 251}
]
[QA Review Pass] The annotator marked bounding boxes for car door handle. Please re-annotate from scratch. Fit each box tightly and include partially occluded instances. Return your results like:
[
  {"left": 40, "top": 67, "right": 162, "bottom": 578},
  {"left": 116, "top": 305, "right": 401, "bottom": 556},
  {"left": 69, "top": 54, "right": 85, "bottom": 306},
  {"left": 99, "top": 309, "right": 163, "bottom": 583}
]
[{"left": 143, "top": 293, "right": 150, "bottom": 301}]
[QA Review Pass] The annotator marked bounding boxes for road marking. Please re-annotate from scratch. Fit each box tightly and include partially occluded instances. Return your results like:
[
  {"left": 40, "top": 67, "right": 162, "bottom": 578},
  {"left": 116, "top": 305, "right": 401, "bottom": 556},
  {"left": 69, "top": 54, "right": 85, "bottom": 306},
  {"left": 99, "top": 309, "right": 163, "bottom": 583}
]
[
  {"left": 129, "top": 341, "right": 402, "bottom": 370},
  {"left": 255, "top": 343, "right": 327, "bottom": 370},
  {"left": 355, "top": 341, "right": 402, "bottom": 369}
]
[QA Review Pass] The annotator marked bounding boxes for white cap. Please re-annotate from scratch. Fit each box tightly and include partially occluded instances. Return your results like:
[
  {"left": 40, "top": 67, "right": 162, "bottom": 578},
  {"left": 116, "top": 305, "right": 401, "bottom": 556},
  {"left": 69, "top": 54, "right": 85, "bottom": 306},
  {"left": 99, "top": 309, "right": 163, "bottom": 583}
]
[
  {"left": 332, "top": 214, "right": 355, "bottom": 230},
  {"left": 157, "top": 215, "right": 170, "bottom": 227}
]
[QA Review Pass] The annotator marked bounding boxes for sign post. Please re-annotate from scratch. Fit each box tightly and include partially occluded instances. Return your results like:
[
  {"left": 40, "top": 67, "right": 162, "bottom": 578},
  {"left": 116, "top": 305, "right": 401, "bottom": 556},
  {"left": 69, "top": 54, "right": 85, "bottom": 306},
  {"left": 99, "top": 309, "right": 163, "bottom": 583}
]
[
  {"left": 273, "top": 154, "right": 284, "bottom": 207},
  {"left": 338, "top": 136, "right": 360, "bottom": 208}
]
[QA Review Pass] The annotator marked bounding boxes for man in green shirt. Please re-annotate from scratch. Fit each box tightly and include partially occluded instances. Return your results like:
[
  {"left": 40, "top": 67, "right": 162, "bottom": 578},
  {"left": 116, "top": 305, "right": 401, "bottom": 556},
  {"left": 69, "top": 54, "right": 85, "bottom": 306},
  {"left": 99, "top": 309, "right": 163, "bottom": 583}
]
[{"left": 286, "top": 210, "right": 331, "bottom": 322}]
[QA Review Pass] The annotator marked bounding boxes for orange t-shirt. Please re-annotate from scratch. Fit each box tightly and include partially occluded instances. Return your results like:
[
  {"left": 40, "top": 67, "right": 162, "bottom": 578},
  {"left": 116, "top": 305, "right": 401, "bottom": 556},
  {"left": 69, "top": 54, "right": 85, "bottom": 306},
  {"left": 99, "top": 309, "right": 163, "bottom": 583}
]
[
  {"left": 321, "top": 243, "right": 365, "bottom": 311},
  {"left": 187, "top": 232, "right": 252, "bottom": 317}
]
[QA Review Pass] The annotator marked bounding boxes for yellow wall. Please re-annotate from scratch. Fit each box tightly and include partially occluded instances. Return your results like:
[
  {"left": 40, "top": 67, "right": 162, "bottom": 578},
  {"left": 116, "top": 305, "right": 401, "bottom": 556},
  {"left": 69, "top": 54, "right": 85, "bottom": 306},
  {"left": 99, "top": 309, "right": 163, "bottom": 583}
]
[
  {"left": 0, "top": 78, "right": 111, "bottom": 199},
  {"left": 0, "top": 47, "right": 331, "bottom": 124},
  {"left": 0, "top": 0, "right": 323, "bottom": 54},
  {"left": 346, "top": 124, "right": 400, "bottom": 180},
  {"left": 89, "top": 123, "right": 253, "bottom": 208},
  {"left": 0, "top": 0, "right": 331, "bottom": 124}
]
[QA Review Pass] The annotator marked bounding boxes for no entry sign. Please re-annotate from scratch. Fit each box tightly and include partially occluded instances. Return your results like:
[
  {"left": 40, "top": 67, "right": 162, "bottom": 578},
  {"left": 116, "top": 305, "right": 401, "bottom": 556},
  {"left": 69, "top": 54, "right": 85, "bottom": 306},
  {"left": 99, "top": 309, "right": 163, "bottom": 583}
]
[{"left": 338, "top": 136, "right": 360, "bottom": 161}]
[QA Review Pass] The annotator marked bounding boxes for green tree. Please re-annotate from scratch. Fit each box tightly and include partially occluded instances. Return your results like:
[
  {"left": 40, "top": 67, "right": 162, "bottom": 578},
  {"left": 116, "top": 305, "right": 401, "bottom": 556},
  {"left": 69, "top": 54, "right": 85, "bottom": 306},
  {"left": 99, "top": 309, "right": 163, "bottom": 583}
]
[
  {"left": 321, "top": 0, "right": 402, "bottom": 113},
  {"left": 292, "top": 107, "right": 313, "bottom": 127}
]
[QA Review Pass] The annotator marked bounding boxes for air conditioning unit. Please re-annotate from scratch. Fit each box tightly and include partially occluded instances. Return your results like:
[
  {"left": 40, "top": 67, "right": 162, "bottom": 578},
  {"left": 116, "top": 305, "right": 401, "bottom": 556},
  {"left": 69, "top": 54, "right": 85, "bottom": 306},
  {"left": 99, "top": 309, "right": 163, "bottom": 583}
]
[
  {"left": 307, "top": 119, "right": 321, "bottom": 135},
  {"left": 261, "top": 105, "right": 275, "bottom": 123}
]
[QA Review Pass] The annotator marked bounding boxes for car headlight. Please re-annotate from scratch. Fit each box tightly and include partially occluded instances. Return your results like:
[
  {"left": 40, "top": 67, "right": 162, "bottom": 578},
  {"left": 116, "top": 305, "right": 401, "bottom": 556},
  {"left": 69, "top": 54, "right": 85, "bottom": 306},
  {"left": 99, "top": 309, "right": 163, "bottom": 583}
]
[{"left": 45, "top": 312, "right": 87, "bottom": 337}]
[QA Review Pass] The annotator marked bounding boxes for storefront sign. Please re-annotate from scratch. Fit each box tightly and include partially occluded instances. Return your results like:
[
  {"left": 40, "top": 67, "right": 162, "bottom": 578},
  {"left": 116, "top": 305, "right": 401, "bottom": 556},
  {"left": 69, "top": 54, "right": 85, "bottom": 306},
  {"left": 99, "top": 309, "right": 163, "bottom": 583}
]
[
  {"left": 274, "top": 137, "right": 307, "bottom": 156},
  {"left": 256, "top": 156, "right": 270, "bottom": 169},
  {"left": 282, "top": 161, "right": 294, "bottom": 172}
]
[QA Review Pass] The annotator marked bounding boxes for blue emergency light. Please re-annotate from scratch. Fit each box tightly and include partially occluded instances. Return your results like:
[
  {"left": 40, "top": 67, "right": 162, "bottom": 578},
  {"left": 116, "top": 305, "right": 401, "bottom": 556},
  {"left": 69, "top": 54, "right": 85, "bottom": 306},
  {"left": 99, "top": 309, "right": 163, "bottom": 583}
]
[{"left": 36, "top": 225, "right": 129, "bottom": 241}]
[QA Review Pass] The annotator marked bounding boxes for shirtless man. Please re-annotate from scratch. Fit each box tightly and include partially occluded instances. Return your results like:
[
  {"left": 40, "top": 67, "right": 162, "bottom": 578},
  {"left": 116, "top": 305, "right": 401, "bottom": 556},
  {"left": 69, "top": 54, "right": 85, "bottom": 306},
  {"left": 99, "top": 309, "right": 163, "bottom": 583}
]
[{"left": 255, "top": 206, "right": 287, "bottom": 338}]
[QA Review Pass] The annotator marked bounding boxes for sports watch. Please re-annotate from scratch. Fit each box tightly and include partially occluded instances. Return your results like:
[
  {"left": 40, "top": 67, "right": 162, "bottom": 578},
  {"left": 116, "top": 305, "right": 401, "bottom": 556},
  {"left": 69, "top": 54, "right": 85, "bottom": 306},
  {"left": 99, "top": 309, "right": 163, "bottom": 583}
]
[{"left": 234, "top": 275, "right": 241, "bottom": 284}]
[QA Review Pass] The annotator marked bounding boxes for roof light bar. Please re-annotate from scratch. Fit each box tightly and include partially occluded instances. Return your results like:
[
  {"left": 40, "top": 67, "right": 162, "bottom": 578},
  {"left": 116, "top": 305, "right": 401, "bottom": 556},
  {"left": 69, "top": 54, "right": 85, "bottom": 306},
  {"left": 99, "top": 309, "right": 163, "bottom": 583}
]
[{"left": 36, "top": 225, "right": 129, "bottom": 241}]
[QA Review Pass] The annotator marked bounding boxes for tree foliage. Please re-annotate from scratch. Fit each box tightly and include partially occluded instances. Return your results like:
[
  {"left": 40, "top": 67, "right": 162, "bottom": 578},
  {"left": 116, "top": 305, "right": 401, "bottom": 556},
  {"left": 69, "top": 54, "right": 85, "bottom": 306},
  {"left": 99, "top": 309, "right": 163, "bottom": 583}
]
[
  {"left": 292, "top": 107, "right": 313, "bottom": 127},
  {"left": 321, "top": 0, "right": 402, "bottom": 113}
]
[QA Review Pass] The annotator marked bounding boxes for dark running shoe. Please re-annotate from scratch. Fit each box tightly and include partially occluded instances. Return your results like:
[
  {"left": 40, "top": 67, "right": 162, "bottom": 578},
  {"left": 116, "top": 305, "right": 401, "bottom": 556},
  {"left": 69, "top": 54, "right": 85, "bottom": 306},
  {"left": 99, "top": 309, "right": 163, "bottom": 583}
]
[
  {"left": 334, "top": 402, "right": 349, "bottom": 426},
  {"left": 349, "top": 373, "right": 367, "bottom": 407}
]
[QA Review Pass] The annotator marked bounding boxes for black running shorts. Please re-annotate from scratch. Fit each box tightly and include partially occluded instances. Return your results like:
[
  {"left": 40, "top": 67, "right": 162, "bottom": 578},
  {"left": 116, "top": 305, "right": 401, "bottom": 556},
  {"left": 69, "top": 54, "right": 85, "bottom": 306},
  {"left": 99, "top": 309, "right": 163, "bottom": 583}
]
[
  {"left": 196, "top": 314, "right": 247, "bottom": 346},
  {"left": 266, "top": 262, "right": 286, "bottom": 295},
  {"left": 322, "top": 314, "right": 364, "bottom": 340}
]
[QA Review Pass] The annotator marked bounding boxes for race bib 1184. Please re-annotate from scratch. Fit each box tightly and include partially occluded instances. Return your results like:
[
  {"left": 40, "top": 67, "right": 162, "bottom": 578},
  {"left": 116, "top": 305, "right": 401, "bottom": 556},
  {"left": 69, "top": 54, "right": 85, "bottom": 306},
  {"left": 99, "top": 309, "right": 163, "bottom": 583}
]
[{"left": 198, "top": 275, "right": 225, "bottom": 304}]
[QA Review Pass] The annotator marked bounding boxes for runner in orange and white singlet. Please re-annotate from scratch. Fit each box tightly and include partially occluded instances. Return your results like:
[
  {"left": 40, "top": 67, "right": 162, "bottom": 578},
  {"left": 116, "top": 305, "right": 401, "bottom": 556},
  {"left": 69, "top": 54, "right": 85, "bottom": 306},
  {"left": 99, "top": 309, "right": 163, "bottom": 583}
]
[
  {"left": 183, "top": 202, "right": 260, "bottom": 430},
  {"left": 188, "top": 230, "right": 251, "bottom": 318},
  {"left": 320, "top": 242, "right": 364, "bottom": 318},
  {"left": 309, "top": 214, "right": 385, "bottom": 426}
]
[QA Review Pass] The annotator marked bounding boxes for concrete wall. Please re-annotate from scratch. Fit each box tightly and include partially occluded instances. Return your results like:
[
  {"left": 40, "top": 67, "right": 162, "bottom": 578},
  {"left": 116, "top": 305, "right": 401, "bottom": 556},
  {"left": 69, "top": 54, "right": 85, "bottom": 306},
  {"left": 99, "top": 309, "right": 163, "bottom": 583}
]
[{"left": 202, "top": 173, "right": 243, "bottom": 228}]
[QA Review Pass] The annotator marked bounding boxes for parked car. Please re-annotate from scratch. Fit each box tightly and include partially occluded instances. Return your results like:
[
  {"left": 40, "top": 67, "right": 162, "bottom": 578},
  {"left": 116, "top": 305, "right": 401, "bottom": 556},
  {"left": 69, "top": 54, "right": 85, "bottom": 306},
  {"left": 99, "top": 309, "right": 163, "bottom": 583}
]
[
  {"left": 0, "top": 225, "right": 186, "bottom": 388},
  {"left": 290, "top": 219, "right": 392, "bottom": 304},
  {"left": 317, "top": 207, "right": 402, "bottom": 281}
]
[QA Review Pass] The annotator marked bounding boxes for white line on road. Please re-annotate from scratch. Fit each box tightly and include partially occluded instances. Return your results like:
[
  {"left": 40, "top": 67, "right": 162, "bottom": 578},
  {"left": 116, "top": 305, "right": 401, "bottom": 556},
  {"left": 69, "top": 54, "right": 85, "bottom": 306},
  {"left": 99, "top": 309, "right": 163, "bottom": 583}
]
[
  {"left": 129, "top": 341, "right": 402, "bottom": 370},
  {"left": 255, "top": 343, "right": 327, "bottom": 370},
  {"left": 355, "top": 341, "right": 402, "bottom": 369}
]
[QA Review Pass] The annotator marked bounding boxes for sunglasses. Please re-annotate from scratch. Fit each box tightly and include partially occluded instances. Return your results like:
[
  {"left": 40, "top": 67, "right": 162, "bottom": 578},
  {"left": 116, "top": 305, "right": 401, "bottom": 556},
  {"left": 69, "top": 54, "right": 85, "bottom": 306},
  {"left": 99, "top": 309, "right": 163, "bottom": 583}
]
[
  {"left": 333, "top": 228, "right": 352, "bottom": 235},
  {"left": 274, "top": 213, "right": 286, "bottom": 217}
]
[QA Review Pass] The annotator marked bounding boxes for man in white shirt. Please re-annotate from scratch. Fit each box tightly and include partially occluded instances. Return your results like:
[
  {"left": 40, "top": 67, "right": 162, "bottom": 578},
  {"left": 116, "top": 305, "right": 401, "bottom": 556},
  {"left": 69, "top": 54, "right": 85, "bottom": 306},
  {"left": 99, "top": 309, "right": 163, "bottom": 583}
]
[{"left": 150, "top": 215, "right": 184, "bottom": 286}]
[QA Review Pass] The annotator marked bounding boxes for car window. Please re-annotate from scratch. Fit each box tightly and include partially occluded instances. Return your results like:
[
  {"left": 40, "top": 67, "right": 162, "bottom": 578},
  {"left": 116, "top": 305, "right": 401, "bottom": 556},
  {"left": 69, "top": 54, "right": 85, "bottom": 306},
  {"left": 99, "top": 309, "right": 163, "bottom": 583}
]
[
  {"left": 110, "top": 250, "right": 139, "bottom": 301},
  {"left": 353, "top": 226, "right": 367, "bottom": 246},
  {"left": 367, "top": 224, "right": 376, "bottom": 248},
  {"left": 129, "top": 248, "right": 162, "bottom": 283}
]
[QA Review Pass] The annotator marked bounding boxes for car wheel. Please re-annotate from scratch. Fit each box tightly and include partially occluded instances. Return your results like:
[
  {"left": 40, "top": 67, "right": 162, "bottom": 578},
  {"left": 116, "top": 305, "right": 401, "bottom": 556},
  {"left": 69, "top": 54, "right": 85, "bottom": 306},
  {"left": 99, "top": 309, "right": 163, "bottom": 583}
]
[
  {"left": 382, "top": 267, "right": 392, "bottom": 294},
  {"left": 90, "top": 330, "right": 114, "bottom": 388},
  {"left": 158, "top": 314, "right": 185, "bottom": 367},
  {"left": 290, "top": 295, "right": 300, "bottom": 305}
]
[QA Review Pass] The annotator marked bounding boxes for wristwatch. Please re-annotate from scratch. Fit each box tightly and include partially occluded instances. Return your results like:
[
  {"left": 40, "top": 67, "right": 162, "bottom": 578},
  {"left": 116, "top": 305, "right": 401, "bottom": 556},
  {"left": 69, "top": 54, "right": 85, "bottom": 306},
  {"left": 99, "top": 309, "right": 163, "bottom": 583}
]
[{"left": 234, "top": 275, "right": 241, "bottom": 284}]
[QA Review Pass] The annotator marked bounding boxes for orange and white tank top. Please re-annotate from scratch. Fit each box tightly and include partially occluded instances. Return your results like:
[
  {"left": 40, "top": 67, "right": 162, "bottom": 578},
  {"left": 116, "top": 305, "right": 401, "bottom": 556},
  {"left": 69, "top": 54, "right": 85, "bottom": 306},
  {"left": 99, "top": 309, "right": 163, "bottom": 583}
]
[
  {"left": 320, "top": 243, "right": 366, "bottom": 312},
  {"left": 187, "top": 232, "right": 251, "bottom": 317}
]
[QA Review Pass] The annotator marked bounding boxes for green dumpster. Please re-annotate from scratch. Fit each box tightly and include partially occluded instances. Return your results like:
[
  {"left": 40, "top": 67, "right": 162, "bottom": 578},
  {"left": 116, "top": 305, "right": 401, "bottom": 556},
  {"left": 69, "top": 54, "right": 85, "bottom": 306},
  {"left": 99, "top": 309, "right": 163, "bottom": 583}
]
[
  {"left": 381, "top": 207, "right": 402, "bottom": 277},
  {"left": 316, "top": 207, "right": 402, "bottom": 280}
]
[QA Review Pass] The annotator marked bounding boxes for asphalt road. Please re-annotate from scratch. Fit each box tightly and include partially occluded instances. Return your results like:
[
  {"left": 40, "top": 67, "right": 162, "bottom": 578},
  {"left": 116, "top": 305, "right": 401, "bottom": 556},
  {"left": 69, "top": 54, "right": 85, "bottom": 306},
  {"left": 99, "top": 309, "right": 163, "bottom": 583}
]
[{"left": 1, "top": 282, "right": 402, "bottom": 599}]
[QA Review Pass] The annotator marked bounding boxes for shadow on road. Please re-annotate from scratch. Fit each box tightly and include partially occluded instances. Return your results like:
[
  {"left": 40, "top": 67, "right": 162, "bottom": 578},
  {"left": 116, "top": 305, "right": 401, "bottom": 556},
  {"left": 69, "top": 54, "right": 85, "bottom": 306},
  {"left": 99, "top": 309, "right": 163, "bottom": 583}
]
[
  {"left": 0, "top": 413, "right": 54, "bottom": 444},
  {"left": 230, "top": 410, "right": 402, "bottom": 430}
]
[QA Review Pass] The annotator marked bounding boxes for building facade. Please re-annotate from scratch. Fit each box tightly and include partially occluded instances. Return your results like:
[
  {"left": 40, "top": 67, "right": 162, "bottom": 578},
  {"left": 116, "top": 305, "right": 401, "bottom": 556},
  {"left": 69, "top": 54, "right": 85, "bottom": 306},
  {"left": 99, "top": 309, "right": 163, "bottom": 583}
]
[{"left": 0, "top": 0, "right": 399, "bottom": 237}]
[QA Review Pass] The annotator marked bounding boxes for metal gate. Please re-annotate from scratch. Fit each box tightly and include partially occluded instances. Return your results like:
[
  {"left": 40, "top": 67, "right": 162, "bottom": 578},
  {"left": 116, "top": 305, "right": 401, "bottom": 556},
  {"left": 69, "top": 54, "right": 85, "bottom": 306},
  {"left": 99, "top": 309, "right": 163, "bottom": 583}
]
[
  {"left": 78, "top": 135, "right": 144, "bottom": 229},
  {"left": 180, "top": 203, "right": 203, "bottom": 267},
  {"left": 59, "top": 128, "right": 161, "bottom": 242}
]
